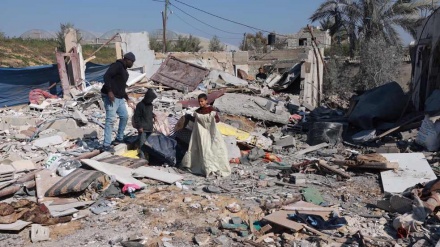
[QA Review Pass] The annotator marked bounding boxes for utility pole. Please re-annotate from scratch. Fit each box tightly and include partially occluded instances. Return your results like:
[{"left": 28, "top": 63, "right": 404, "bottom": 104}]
[{"left": 162, "top": 0, "right": 169, "bottom": 53}]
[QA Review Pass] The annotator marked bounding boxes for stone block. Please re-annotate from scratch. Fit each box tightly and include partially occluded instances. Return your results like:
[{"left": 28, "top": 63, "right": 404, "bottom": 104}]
[
  {"left": 290, "top": 173, "right": 306, "bottom": 184},
  {"left": 275, "top": 135, "right": 296, "bottom": 148},
  {"left": 31, "top": 224, "right": 50, "bottom": 242}
]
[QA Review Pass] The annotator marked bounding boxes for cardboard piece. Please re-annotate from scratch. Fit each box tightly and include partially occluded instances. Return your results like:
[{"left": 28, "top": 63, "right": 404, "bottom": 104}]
[{"left": 380, "top": 153, "right": 437, "bottom": 193}]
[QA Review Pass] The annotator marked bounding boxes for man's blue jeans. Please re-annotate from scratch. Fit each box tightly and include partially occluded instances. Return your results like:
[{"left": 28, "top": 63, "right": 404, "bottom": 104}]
[{"left": 102, "top": 95, "right": 128, "bottom": 147}]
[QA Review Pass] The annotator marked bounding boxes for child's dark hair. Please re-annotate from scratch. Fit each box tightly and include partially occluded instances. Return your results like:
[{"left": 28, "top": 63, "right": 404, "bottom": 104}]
[{"left": 198, "top": 93, "right": 208, "bottom": 100}]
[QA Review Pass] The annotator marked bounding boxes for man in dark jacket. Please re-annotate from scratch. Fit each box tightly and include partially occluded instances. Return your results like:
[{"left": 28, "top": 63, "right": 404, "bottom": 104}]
[
  {"left": 101, "top": 52, "right": 136, "bottom": 152},
  {"left": 133, "top": 89, "right": 157, "bottom": 159}
]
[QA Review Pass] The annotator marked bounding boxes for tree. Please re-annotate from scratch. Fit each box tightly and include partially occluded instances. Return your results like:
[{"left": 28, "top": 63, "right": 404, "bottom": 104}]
[
  {"left": 0, "top": 31, "right": 5, "bottom": 40},
  {"left": 149, "top": 36, "right": 173, "bottom": 52},
  {"left": 310, "top": 0, "right": 435, "bottom": 56},
  {"left": 356, "top": 35, "right": 402, "bottom": 90},
  {"left": 209, "top": 36, "right": 225, "bottom": 52},
  {"left": 56, "top": 23, "right": 81, "bottom": 52},
  {"left": 173, "top": 35, "right": 202, "bottom": 52},
  {"left": 240, "top": 32, "right": 267, "bottom": 53}
]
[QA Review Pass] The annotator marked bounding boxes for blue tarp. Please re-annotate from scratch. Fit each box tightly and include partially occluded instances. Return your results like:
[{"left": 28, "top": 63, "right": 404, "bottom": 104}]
[{"left": 0, "top": 62, "right": 110, "bottom": 107}]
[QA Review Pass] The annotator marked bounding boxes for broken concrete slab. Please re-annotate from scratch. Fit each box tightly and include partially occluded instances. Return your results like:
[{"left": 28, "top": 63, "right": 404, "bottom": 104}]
[
  {"left": 0, "top": 220, "right": 31, "bottom": 231},
  {"left": 275, "top": 135, "right": 296, "bottom": 148},
  {"left": 0, "top": 116, "right": 38, "bottom": 127},
  {"left": 81, "top": 159, "right": 146, "bottom": 188},
  {"left": 11, "top": 160, "right": 35, "bottom": 172},
  {"left": 214, "top": 93, "right": 290, "bottom": 124},
  {"left": 380, "top": 153, "right": 437, "bottom": 193},
  {"left": 73, "top": 110, "right": 88, "bottom": 124},
  {"left": 207, "top": 70, "right": 248, "bottom": 87},
  {"left": 31, "top": 224, "right": 50, "bottom": 242},
  {"left": 33, "top": 135, "right": 64, "bottom": 148},
  {"left": 132, "top": 166, "right": 183, "bottom": 184}
]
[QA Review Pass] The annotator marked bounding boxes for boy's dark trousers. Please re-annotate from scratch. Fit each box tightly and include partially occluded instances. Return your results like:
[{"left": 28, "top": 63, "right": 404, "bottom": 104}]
[{"left": 139, "top": 131, "right": 152, "bottom": 159}]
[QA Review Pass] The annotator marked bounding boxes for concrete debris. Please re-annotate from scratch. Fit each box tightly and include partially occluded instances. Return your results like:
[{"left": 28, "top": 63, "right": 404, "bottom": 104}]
[{"left": 0, "top": 40, "right": 439, "bottom": 247}]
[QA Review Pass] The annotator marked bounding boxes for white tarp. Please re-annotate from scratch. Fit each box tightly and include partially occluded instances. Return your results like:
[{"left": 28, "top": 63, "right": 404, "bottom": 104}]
[{"left": 182, "top": 112, "right": 231, "bottom": 177}]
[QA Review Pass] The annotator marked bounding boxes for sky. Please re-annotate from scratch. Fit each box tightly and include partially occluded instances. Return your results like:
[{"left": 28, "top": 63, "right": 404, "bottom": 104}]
[{"left": 0, "top": 0, "right": 413, "bottom": 46}]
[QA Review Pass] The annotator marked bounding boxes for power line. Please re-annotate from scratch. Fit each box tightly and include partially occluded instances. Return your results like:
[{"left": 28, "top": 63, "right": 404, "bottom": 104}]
[
  {"left": 172, "top": 0, "right": 288, "bottom": 37},
  {"left": 169, "top": 2, "right": 243, "bottom": 35},
  {"left": 171, "top": 9, "right": 242, "bottom": 39}
]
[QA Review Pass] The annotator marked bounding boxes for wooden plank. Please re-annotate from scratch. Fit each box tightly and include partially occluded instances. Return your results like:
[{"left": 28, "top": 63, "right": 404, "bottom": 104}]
[
  {"left": 0, "top": 220, "right": 31, "bottom": 231},
  {"left": 132, "top": 166, "right": 183, "bottom": 184},
  {"left": 380, "top": 153, "right": 437, "bottom": 193},
  {"left": 281, "top": 201, "right": 337, "bottom": 220},
  {"left": 263, "top": 210, "right": 303, "bottom": 231},
  {"left": 318, "top": 160, "right": 351, "bottom": 179},
  {"left": 295, "top": 143, "right": 329, "bottom": 156},
  {"left": 81, "top": 159, "right": 146, "bottom": 188}
]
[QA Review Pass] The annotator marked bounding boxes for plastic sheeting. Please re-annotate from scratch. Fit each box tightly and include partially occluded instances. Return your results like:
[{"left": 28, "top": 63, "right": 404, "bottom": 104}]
[
  {"left": 0, "top": 62, "right": 110, "bottom": 107},
  {"left": 142, "top": 132, "right": 177, "bottom": 166},
  {"left": 0, "top": 64, "right": 59, "bottom": 107},
  {"left": 348, "top": 82, "right": 406, "bottom": 130}
]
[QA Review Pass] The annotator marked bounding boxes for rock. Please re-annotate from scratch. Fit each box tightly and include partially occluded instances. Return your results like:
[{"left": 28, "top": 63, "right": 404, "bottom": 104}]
[
  {"left": 275, "top": 135, "right": 296, "bottom": 148},
  {"left": 73, "top": 110, "right": 88, "bottom": 124},
  {"left": 214, "top": 235, "right": 230, "bottom": 245},
  {"left": 379, "top": 217, "right": 387, "bottom": 225},
  {"left": 231, "top": 217, "right": 242, "bottom": 225},
  {"left": 114, "top": 144, "right": 128, "bottom": 156},
  {"left": 226, "top": 202, "right": 241, "bottom": 213},
  {"left": 412, "top": 239, "right": 428, "bottom": 247},
  {"left": 194, "top": 234, "right": 210, "bottom": 246},
  {"left": 282, "top": 233, "right": 295, "bottom": 241},
  {"left": 183, "top": 197, "right": 192, "bottom": 203}
]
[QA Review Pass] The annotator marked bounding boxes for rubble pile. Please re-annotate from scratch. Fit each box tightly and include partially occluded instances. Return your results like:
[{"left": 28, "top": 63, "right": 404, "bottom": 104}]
[{"left": 1, "top": 55, "right": 440, "bottom": 247}]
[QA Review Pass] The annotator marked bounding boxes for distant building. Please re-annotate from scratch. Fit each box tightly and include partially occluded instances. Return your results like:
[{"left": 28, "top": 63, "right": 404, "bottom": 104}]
[{"left": 282, "top": 26, "right": 331, "bottom": 49}]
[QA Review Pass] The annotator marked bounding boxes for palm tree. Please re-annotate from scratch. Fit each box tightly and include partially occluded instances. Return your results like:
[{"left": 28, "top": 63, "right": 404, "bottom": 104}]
[
  {"left": 310, "top": 0, "right": 361, "bottom": 57},
  {"left": 310, "top": 0, "right": 436, "bottom": 55}
]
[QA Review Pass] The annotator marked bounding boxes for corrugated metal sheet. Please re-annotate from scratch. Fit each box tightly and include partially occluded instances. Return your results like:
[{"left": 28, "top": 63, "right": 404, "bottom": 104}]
[{"left": 150, "top": 56, "right": 210, "bottom": 92}]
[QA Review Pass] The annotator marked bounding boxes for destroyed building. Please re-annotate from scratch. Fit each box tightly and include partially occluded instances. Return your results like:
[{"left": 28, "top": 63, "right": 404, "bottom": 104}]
[{"left": 1, "top": 18, "right": 440, "bottom": 247}]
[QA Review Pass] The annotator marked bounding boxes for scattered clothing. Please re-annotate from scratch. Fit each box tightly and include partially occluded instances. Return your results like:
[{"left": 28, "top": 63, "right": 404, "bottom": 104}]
[{"left": 29, "top": 89, "right": 57, "bottom": 105}]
